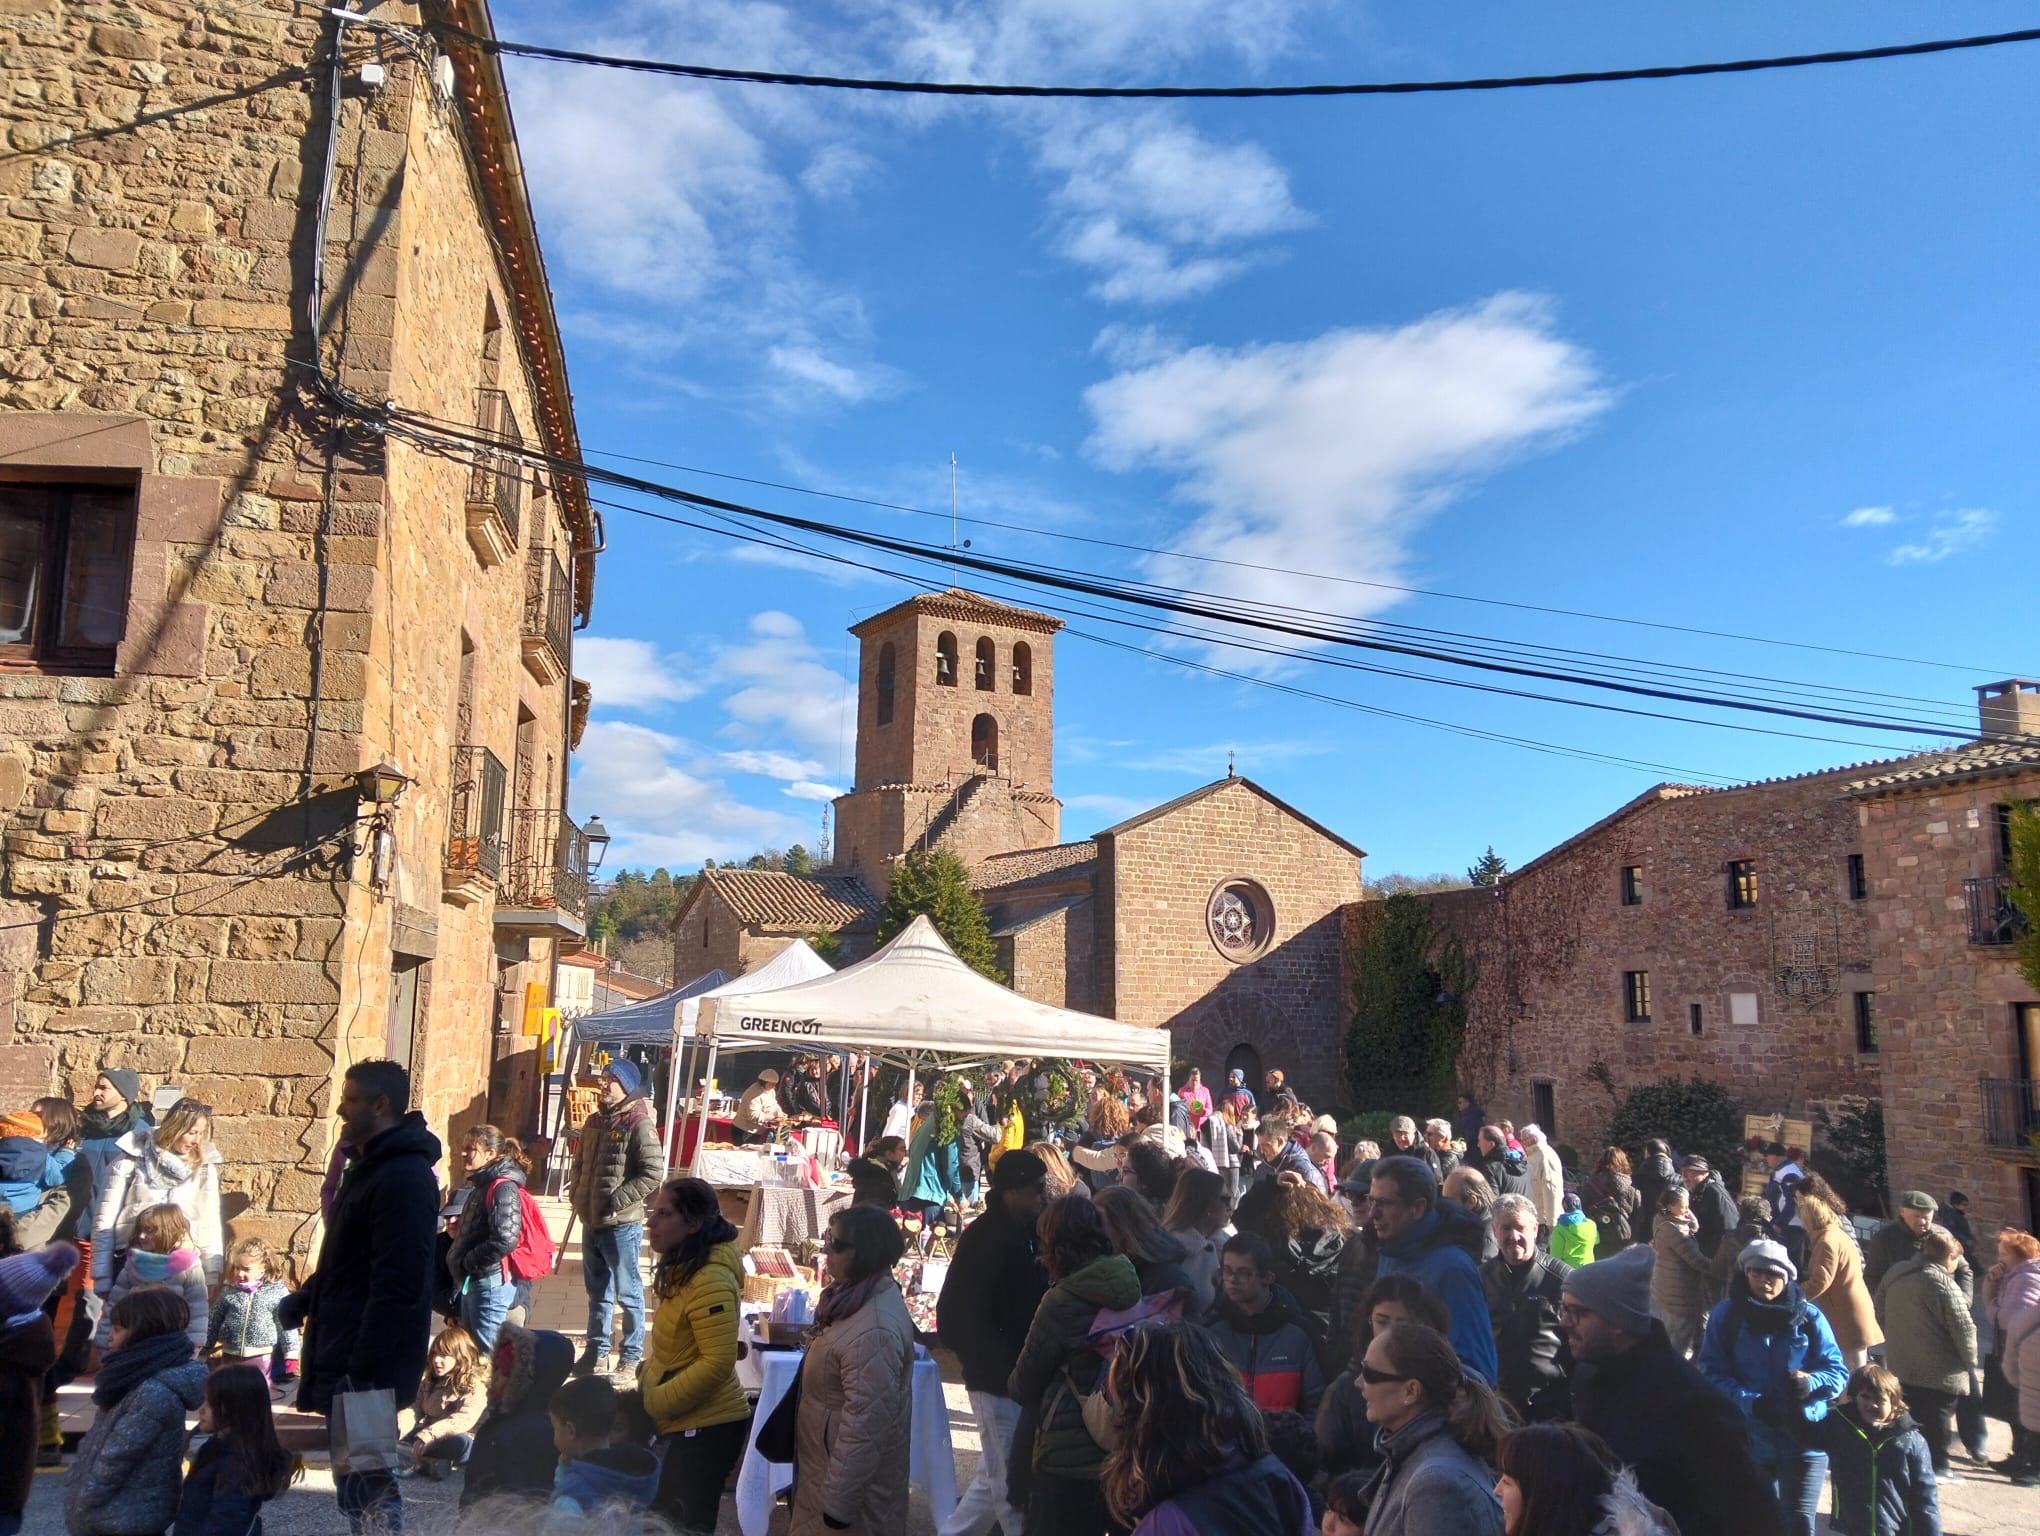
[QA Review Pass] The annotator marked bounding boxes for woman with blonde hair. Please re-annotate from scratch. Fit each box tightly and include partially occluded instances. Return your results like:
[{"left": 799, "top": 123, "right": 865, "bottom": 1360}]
[
  {"left": 91, "top": 1098, "right": 223, "bottom": 1288},
  {"left": 1793, "top": 1172, "right": 1881, "bottom": 1368},
  {"left": 1100, "top": 1321, "right": 1313, "bottom": 1535},
  {"left": 1025, "top": 1140, "right": 1084, "bottom": 1199}
]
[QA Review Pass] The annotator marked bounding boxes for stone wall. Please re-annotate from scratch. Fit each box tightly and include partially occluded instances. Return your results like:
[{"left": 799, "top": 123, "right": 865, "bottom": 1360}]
[
  {"left": 998, "top": 896, "right": 1095, "bottom": 1013},
  {"left": 1858, "top": 771, "right": 2040, "bottom": 1237},
  {"left": 0, "top": 2, "right": 586, "bottom": 1257}
]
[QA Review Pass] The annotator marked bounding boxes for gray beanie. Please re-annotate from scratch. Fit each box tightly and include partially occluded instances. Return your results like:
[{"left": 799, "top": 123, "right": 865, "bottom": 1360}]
[
  {"left": 1737, "top": 1237, "right": 1798, "bottom": 1281},
  {"left": 1561, "top": 1244, "right": 1656, "bottom": 1338}
]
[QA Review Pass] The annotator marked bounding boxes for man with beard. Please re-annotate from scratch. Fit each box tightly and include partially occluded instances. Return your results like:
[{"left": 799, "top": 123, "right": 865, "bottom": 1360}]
[
  {"left": 75, "top": 1067, "right": 152, "bottom": 1186},
  {"left": 568, "top": 1059, "right": 662, "bottom": 1379}
]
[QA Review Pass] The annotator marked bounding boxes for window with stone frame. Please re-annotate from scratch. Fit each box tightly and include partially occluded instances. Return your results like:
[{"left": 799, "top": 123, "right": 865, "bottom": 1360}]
[
  {"left": 1012, "top": 641, "right": 1033, "bottom": 695},
  {"left": 974, "top": 635, "right": 995, "bottom": 691},
  {"left": 935, "top": 630, "right": 958, "bottom": 687},
  {"left": 1623, "top": 970, "right": 1651, "bottom": 1023},
  {"left": 1726, "top": 859, "right": 1758, "bottom": 910},
  {"left": 1620, "top": 865, "right": 1643, "bottom": 906},
  {"left": 1846, "top": 853, "right": 1867, "bottom": 900},
  {"left": 1853, "top": 991, "right": 1877, "bottom": 1053},
  {"left": 0, "top": 480, "right": 136, "bottom": 673}
]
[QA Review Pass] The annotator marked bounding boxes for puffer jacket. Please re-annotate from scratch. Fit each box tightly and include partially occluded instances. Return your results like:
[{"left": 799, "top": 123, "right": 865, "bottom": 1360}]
[
  {"left": 65, "top": 1354, "right": 210, "bottom": 1535},
  {"left": 1807, "top": 1406, "right": 1941, "bottom": 1536},
  {"left": 1876, "top": 1254, "right": 1975, "bottom": 1396},
  {"left": 1987, "top": 1255, "right": 2040, "bottom": 1430},
  {"left": 98, "top": 1246, "right": 208, "bottom": 1351},
  {"left": 1476, "top": 1146, "right": 1531, "bottom": 1200},
  {"left": 461, "top": 1325, "right": 575, "bottom": 1506},
  {"left": 1802, "top": 1200, "right": 1883, "bottom": 1356},
  {"left": 1207, "top": 1285, "right": 1326, "bottom": 1414},
  {"left": 207, "top": 1279, "right": 299, "bottom": 1362},
  {"left": 1374, "top": 1201, "right": 1497, "bottom": 1384},
  {"left": 447, "top": 1157, "right": 525, "bottom": 1279},
  {"left": 550, "top": 1443, "right": 661, "bottom": 1515},
  {"left": 1697, "top": 1277, "right": 1849, "bottom": 1469},
  {"left": 1360, "top": 1409, "right": 1505, "bottom": 1536},
  {"left": 92, "top": 1129, "right": 225, "bottom": 1285},
  {"left": 1648, "top": 1214, "right": 1710, "bottom": 1331},
  {"left": 1008, "top": 1253, "right": 1141, "bottom": 1478},
  {"left": 789, "top": 1279, "right": 916, "bottom": 1536},
  {"left": 640, "top": 1240, "right": 749, "bottom": 1434},
  {"left": 406, "top": 1371, "right": 488, "bottom": 1444},
  {"left": 173, "top": 1434, "right": 273, "bottom": 1536},
  {"left": 568, "top": 1094, "right": 662, "bottom": 1230}
]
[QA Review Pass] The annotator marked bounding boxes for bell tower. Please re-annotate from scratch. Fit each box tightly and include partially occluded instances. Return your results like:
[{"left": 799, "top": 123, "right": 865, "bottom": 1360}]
[{"left": 831, "top": 589, "right": 1062, "bottom": 886}]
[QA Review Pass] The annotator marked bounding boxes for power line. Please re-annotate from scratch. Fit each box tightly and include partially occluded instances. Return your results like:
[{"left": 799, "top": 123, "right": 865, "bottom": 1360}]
[
  {"left": 434, "top": 21, "right": 2040, "bottom": 100},
  {"left": 581, "top": 446, "right": 2013, "bottom": 681}
]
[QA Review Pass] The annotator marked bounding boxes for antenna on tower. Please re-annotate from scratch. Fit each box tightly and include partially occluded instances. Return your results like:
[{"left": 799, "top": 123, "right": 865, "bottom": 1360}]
[
  {"left": 819, "top": 801, "right": 832, "bottom": 866},
  {"left": 949, "top": 452, "right": 959, "bottom": 587}
]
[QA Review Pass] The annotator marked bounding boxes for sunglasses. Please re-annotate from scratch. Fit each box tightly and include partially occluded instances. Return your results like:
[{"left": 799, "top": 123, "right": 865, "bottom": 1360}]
[
  {"left": 823, "top": 1238, "right": 856, "bottom": 1254},
  {"left": 1356, "top": 1362, "right": 1415, "bottom": 1386}
]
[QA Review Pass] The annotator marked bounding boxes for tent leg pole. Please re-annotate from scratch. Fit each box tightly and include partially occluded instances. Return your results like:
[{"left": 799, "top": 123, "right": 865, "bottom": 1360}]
[
  {"left": 690, "top": 1040, "right": 721, "bottom": 1173},
  {"left": 661, "top": 1034, "right": 681, "bottom": 1172},
  {"left": 857, "top": 1071, "right": 870, "bottom": 1155}
]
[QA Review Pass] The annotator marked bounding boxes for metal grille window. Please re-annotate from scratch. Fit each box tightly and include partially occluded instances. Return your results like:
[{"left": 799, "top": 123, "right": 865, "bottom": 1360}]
[
  {"left": 1846, "top": 853, "right": 1867, "bottom": 901},
  {"left": 1727, "top": 860, "right": 1759, "bottom": 910},
  {"left": 1854, "top": 991, "right": 1878, "bottom": 1053},
  {"left": 1620, "top": 865, "right": 1643, "bottom": 906},
  {"left": 0, "top": 482, "right": 135, "bottom": 672},
  {"left": 1624, "top": 971, "right": 1652, "bottom": 1023}
]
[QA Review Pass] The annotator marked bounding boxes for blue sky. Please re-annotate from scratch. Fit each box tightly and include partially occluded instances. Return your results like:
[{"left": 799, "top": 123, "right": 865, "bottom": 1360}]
[{"left": 491, "top": 1, "right": 2039, "bottom": 878}]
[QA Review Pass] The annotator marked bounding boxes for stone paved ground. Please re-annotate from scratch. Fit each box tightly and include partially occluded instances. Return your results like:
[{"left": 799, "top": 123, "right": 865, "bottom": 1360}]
[{"left": 27, "top": 1196, "right": 2040, "bottom": 1534}]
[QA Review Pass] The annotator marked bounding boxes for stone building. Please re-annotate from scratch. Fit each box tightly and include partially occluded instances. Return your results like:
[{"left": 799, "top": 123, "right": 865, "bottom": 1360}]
[
  {"left": 0, "top": 2, "right": 597, "bottom": 1259},
  {"left": 678, "top": 588, "right": 1365, "bottom": 1103}
]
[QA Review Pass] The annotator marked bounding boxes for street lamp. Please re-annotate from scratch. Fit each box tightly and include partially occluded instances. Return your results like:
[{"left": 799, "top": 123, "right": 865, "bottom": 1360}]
[
  {"left": 582, "top": 814, "right": 611, "bottom": 872},
  {"left": 356, "top": 761, "right": 412, "bottom": 807}
]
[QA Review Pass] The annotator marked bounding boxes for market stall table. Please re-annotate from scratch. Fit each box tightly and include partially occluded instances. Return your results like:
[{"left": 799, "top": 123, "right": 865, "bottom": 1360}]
[
  {"left": 737, "top": 1181, "right": 852, "bottom": 1251},
  {"left": 733, "top": 1315, "right": 955, "bottom": 1536}
]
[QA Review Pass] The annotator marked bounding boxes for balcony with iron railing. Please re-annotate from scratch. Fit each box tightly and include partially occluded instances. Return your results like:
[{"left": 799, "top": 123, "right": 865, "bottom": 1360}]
[
  {"left": 522, "top": 545, "right": 572, "bottom": 686},
  {"left": 464, "top": 387, "right": 524, "bottom": 567},
  {"left": 494, "top": 807, "right": 590, "bottom": 938},
  {"left": 1965, "top": 874, "right": 2027, "bottom": 946},
  {"left": 1982, "top": 1079, "right": 2040, "bottom": 1160},
  {"left": 442, "top": 745, "right": 507, "bottom": 908}
]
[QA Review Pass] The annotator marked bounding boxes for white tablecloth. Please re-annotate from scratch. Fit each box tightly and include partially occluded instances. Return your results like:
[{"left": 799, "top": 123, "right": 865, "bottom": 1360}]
[
  {"left": 734, "top": 1338, "right": 955, "bottom": 1536},
  {"left": 692, "top": 1148, "right": 773, "bottom": 1186}
]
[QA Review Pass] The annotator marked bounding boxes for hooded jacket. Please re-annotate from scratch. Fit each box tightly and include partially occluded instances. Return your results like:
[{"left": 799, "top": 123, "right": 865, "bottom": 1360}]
[
  {"left": 1359, "top": 1409, "right": 1505, "bottom": 1536},
  {"left": 1648, "top": 1213, "right": 1710, "bottom": 1325},
  {"left": 1008, "top": 1252, "right": 1142, "bottom": 1478},
  {"left": 65, "top": 1350, "right": 209, "bottom": 1535},
  {"left": 1991, "top": 1255, "right": 2040, "bottom": 1431},
  {"left": 1374, "top": 1200, "right": 1498, "bottom": 1383},
  {"left": 1807, "top": 1406, "right": 1941, "bottom": 1536},
  {"left": 640, "top": 1240, "right": 750, "bottom": 1435},
  {"left": 846, "top": 1155, "right": 901, "bottom": 1209},
  {"left": 0, "top": 1135, "right": 59, "bottom": 1216},
  {"left": 1208, "top": 1284, "right": 1327, "bottom": 1415},
  {"left": 448, "top": 1157, "right": 526, "bottom": 1280},
  {"left": 938, "top": 1197, "right": 1049, "bottom": 1397},
  {"left": 208, "top": 1278, "right": 299, "bottom": 1363},
  {"left": 92, "top": 1128, "right": 225, "bottom": 1286},
  {"left": 462, "top": 1325, "right": 576, "bottom": 1506},
  {"left": 550, "top": 1443, "right": 661, "bottom": 1515},
  {"left": 1590, "top": 1470, "right": 1681, "bottom": 1536},
  {"left": 1634, "top": 1152, "right": 1678, "bottom": 1234},
  {"left": 1550, "top": 1208, "right": 1598, "bottom": 1269},
  {"left": 291, "top": 1112, "right": 443, "bottom": 1416},
  {"left": 568, "top": 1092, "right": 662, "bottom": 1230},
  {"left": 1131, "top": 1451, "right": 1313, "bottom": 1536},
  {"left": 1688, "top": 1172, "right": 1740, "bottom": 1259},
  {"left": 1481, "top": 1250, "right": 1572, "bottom": 1421},
  {"left": 1475, "top": 1145, "right": 1531, "bottom": 1200}
]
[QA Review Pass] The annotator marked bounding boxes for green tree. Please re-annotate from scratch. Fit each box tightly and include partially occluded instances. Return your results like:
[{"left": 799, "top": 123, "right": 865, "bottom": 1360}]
[
  {"left": 1602, "top": 1076, "right": 1745, "bottom": 1179},
  {"left": 1466, "top": 845, "right": 1508, "bottom": 886},
  {"left": 876, "top": 848, "right": 1005, "bottom": 981},
  {"left": 1813, "top": 1098, "right": 1889, "bottom": 1216},
  {"left": 1345, "top": 893, "right": 1476, "bottom": 1113},
  {"left": 2007, "top": 802, "right": 2040, "bottom": 996},
  {"left": 1362, "top": 871, "right": 1470, "bottom": 899},
  {"left": 785, "top": 843, "right": 813, "bottom": 876}
]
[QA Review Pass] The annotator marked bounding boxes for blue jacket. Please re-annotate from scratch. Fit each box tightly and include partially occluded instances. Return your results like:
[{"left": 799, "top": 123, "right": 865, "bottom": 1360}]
[
  {"left": 1697, "top": 1279, "right": 1849, "bottom": 1468},
  {"left": 1808, "top": 1407, "right": 1941, "bottom": 1536},
  {"left": 1374, "top": 1203, "right": 1498, "bottom": 1384},
  {"left": 550, "top": 1444, "right": 660, "bottom": 1515},
  {"left": 173, "top": 1435, "right": 273, "bottom": 1536},
  {"left": 0, "top": 1136, "right": 59, "bottom": 1216},
  {"left": 903, "top": 1118, "right": 959, "bottom": 1207},
  {"left": 1257, "top": 1138, "right": 1328, "bottom": 1194}
]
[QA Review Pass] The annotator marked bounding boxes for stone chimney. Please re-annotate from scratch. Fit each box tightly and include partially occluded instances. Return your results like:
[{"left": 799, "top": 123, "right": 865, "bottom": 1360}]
[{"left": 1976, "top": 679, "right": 2040, "bottom": 740}]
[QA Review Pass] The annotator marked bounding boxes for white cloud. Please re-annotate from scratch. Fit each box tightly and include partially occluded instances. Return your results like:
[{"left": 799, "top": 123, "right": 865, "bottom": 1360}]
[
  {"left": 784, "top": 780, "right": 846, "bottom": 801},
  {"left": 1084, "top": 293, "right": 1610, "bottom": 658},
  {"left": 719, "top": 749, "right": 828, "bottom": 781},
  {"left": 570, "top": 720, "right": 805, "bottom": 868},
  {"left": 799, "top": 143, "right": 878, "bottom": 200},
  {"left": 574, "top": 637, "right": 700, "bottom": 711},
  {"left": 1887, "top": 508, "right": 1998, "bottom": 565},
  {"left": 767, "top": 344, "right": 901, "bottom": 403},
  {"left": 886, "top": 0, "right": 1316, "bottom": 81},
  {"left": 716, "top": 611, "right": 856, "bottom": 754},
  {"left": 1841, "top": 506, "right": 1896, "bottom": 528}
]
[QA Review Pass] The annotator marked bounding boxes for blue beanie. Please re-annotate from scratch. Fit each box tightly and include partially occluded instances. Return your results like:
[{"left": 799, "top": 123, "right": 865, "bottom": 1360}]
[{"left": 604, "top": 1058, "right": 642, "bottom": 1097}]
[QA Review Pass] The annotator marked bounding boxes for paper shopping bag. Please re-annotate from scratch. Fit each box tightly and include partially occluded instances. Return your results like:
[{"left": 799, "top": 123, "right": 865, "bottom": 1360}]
[{"left": 330, "top": 1385, "right": 401, "bottom": 1476}]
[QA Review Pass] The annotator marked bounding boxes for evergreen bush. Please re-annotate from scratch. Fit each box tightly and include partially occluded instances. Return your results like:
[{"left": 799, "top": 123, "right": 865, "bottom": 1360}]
[{"left": 1601, "top": 1075, "right": 1745, "bottom": 1179}]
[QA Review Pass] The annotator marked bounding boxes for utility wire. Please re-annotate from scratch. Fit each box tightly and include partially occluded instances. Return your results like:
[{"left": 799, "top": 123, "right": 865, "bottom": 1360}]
[{"left": 433, "top": 21, "right": 2040, "bottom": 99}]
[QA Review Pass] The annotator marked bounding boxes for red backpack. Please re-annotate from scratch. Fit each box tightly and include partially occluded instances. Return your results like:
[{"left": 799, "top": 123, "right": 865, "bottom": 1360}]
[{"left": 490, "top": 1178, "right": 558, "bottom": 1281}]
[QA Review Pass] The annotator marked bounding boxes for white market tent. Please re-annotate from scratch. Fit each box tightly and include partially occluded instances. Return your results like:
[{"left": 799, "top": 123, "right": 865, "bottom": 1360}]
[{"left": 690, "top": 914, "right": 1171, "bottom": 1165}]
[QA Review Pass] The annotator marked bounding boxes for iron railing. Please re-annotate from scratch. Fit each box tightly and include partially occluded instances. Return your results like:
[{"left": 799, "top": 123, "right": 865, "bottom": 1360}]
[
  {"left": 468, "top": 388, "right": 524, "bottom": 547},
  {"left": 1982, "top": 1079, "right": 2040, "bottom": 1155},
  {"left": 1965, "top": 874, "right": 2026, "bottom": 946},
  {"left": 445, "top": 745, "right": 507, "bottom": 881},
  {"left": 500, "top": 807, "right": 590, "bottom": 917},
  {"left": 524, "top": 545, "right": 571, "bottom": 675}
]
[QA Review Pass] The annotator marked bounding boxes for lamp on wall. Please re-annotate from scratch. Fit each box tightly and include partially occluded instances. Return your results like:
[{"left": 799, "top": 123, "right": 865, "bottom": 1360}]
[
  {"left": 357, "top": 762, "right": 412, "bottom": 807},
  {"left": 582, "top": 815, "right": 611, "bottom": 872}
]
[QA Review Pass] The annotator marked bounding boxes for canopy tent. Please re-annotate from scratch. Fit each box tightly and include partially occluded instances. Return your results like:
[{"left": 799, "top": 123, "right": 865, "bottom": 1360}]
[
  {"left": 678, "top": 938, "right": 835, "bottom": 1033},
  {"left": 693, "top": 914, "right": 1172, "bottom": 1164},
  {"left": 569, "top": 967, "right": 731, "bottom": 1047}
]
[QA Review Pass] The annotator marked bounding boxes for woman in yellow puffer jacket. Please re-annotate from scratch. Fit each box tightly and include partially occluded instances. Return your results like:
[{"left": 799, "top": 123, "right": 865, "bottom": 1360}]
[{"left": 640, "top": 1177, "right": 750, "bottom": 1535}]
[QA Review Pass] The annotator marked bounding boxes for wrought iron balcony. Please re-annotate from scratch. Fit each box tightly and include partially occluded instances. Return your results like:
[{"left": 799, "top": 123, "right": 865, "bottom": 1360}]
[
  {"left": 521, "top": 545, "right": 572, "bottom": 686},
  {"left": 1982, "top": 1079, "right": 2040, "bottom": 1158},
  {"left": 442, "top": 745, "right": 507, "bottom": 907},
  {"left": 495, "top": 807, "right": 590, "bottom": 937},
  {"left": 1965, "top": 874, "right": 2027, "bottom": 946},
  {"left": 464, "top": 388, "right": 524, "bottom": 566}
]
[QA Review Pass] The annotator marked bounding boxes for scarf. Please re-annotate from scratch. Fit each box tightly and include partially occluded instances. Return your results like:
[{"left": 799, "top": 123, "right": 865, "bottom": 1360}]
[
  {"left": 93, "top": 1330, "right": 194, "bottom": 1407},
  {"left": 79, "top": 1103, "right": 144, "bottom": 1143},
  {"left": 1733, "top": 1278, "right": 1804, "bottom": 1336},
  {"left": 140, "top": 1137, "right": 196, "bottom": 1187},
  {"left": 814, "top": 1271, "right": 887, "bottom": 1331}
]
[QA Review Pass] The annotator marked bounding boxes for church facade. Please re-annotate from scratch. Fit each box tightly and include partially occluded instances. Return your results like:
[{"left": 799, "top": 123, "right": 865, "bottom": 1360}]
[{"left": 673, "top": 589, "right": 1365, "bottom": 1103}]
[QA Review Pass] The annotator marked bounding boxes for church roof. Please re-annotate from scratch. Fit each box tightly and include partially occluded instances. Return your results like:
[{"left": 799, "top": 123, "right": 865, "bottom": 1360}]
[
  {"left": 974, "top": 840, "right": 1098, "bottom": 891},
  {"left": 849, "top": 587, "right": 1064, "bottom": 638},
  {"left": 991, "top": 892, "right": 1093, "bottom": 938},
  {"left": 673, "top": 867, "right": 880, "bottom": 934},
  {"left": 1095, "top": 775, "right": 1367, "bottom": 860}
]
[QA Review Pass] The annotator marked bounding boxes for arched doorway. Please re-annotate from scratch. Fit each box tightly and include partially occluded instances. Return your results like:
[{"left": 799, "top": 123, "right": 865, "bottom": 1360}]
[
  {"left": 971, "top": 712, "right": 999, "bottom": 771},
  {"left": 1224, "top": 1042, "right": 1264, "bottom": 1104}
]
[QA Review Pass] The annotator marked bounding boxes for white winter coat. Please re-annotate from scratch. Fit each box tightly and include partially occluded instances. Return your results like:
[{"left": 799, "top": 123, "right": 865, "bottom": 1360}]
[
  {"left": 92, "top": 1129, "right": 225, "bottom": 1286},
  {"left": 1524, "top": 1140, "right": 1565, "bottom": 1229}
]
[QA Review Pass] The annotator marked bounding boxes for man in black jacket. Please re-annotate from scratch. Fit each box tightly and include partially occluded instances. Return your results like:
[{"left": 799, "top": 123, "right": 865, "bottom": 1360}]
[
  {"left": 1562, "top": 1246, "right": 1780, "bottom": 1536},
  {"left": 285, "top": 1059, "right": 440, "bottom": 1535},
  {"left": 1680, "top": 1156, "right": 1741, "bottom": 1259},
  {"left": 935, "top": 1149, "right": 1050, "bottom": 1536},
  {"left": 1482, "top": 1193, "right": 1571, "bottom": 1421}
]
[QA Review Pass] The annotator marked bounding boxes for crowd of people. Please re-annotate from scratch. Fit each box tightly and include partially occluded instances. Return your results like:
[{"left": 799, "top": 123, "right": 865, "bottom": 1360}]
[{"left": 7, "top": 1055, "right": 2040, "bottom": 1536}]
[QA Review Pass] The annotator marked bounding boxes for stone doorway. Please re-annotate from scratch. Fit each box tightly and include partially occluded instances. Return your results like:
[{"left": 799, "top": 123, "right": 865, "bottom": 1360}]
[{"left": 1224, "top": 1042, "right": 1264, "bottom": 1104}]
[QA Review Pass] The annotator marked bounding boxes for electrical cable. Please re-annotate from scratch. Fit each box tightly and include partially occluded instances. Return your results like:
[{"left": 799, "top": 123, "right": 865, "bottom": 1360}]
[{"left": 431, "top": 20, "right": 2040, "bottom": 100}]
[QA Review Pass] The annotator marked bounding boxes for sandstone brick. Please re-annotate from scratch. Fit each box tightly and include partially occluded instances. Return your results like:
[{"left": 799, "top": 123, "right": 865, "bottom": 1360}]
[
  {"left": 66, "top": 227, "right": 141, "bottom": 270},
  {"left": 228, "top": 916, "right": 298, "bottom": 960},
  {"left": 87, "top": 24, "right": 158, "bottom": 61},
  {"left": 190, "top": 299, "right": 292, "bottom": 331},
  {"left": 206, "top": 959, "right": 339, "bottom": 1005},
  {"left": 184, "top": 1035, "right": 331, "bottom": 1078},
  {"left": 212, "top": 1115, "right": 310, "bottom": 1165},
  {"left": 79, "top": 956, "right": 177, "bottom": 1006},
  {"left": 94, "top": 795, "right": 215, "bottom": 841},
  {"left": 40, "top": 1006, "right": 141, "bottom": 1034},
  {"left": 98, "top": 1036, "right": 187, "bottom": 1076},
  {"left": 176, "top": 1073, "right": 277, "bottom": 1116}
]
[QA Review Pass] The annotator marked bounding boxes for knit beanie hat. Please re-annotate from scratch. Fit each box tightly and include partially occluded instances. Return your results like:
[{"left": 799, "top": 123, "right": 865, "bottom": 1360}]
[
  {"left": 603, "top": 1058, "right": 642, "bottom": 1097},
  {"left": 1561, "top": 1244, "right": 1656, "bottom": 1337},
  {"left": 1737, "top": 1237, "right": 1798, "bottom": 1281},
  {"left": 0, "top": 1109, "right": 43, "bottom": 1140},
  {"left": 99, "top": 1067, "right": 142, "bottom": 1108},
  {"left": 0, "top": 1242, "right": 78, "bottom": 1327}
]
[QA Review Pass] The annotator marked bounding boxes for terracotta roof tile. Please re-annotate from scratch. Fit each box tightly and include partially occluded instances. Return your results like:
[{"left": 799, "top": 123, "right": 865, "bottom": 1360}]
[
  {"left": 701, "top": 868, "right": 880, "bottom": 931},
  {"left": 974, "top": 841, "right": 1097, "bottom": 890},
  {"left": 1843, "top": 739, "right": 2040, "bottom": 795},
  {"left": 850, "top": 587, "right": 1063, "bottom": 638}
]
